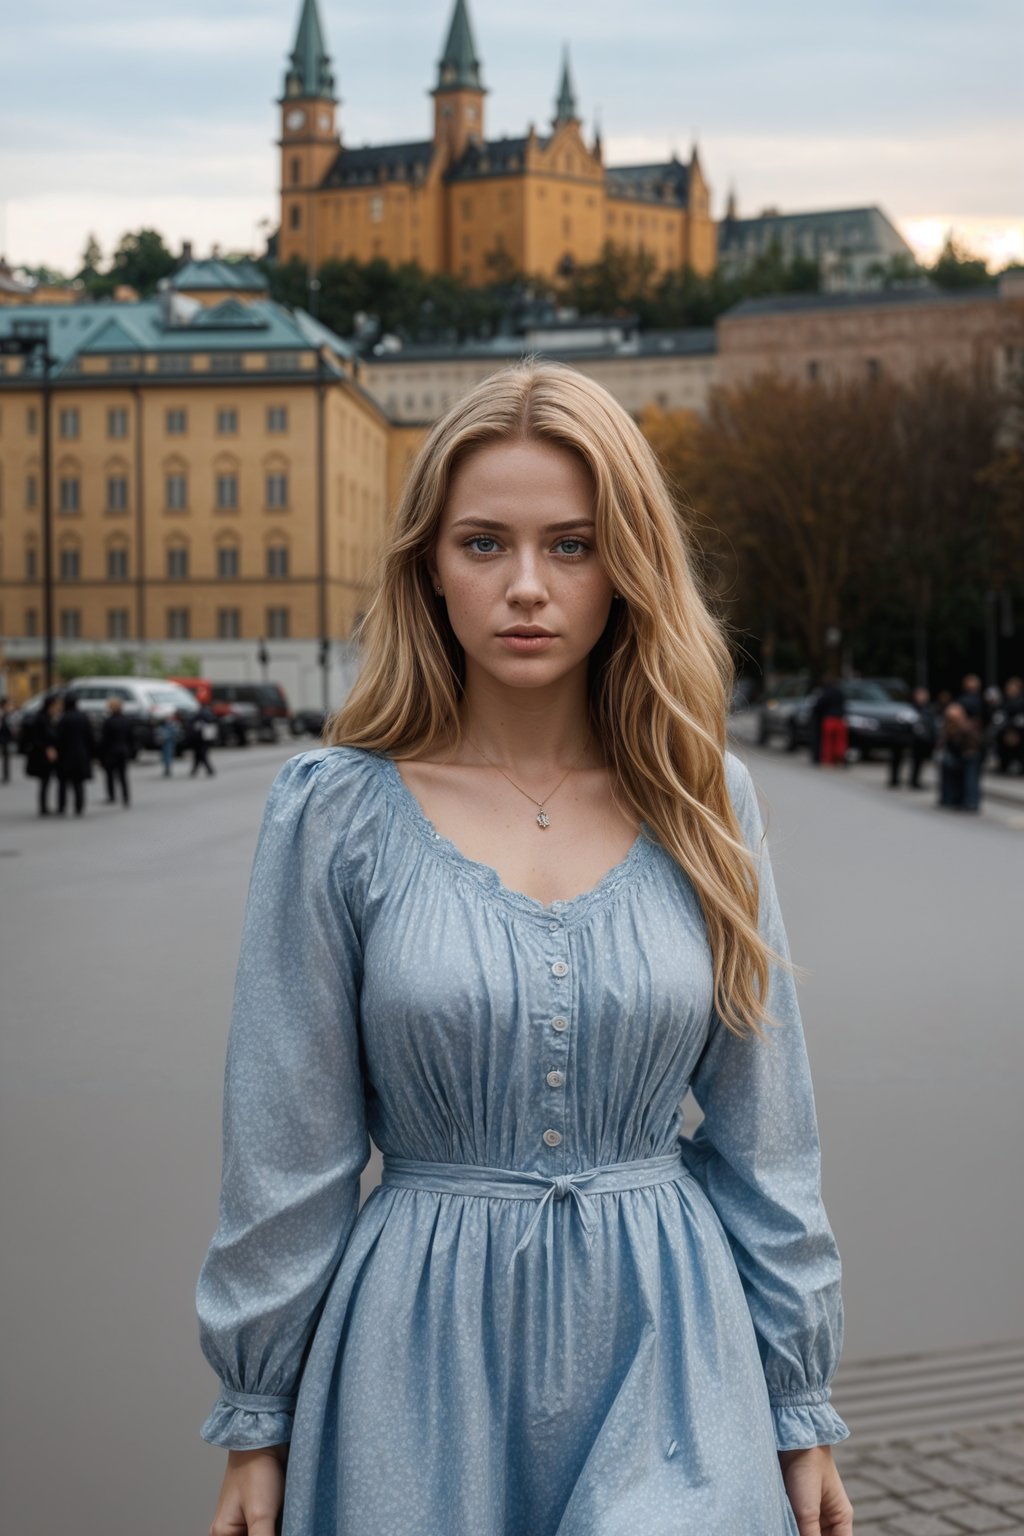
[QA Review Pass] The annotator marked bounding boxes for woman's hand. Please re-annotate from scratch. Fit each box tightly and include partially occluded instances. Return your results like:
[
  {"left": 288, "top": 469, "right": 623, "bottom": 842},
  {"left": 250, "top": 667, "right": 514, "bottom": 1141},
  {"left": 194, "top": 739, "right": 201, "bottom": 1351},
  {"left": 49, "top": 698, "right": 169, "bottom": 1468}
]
[
  {"left": 778, "top": 1445, "right": 854, "bottom": 1535},
  {"left": 208, "top": 1445, "right": 288, "bottom": 1536}
]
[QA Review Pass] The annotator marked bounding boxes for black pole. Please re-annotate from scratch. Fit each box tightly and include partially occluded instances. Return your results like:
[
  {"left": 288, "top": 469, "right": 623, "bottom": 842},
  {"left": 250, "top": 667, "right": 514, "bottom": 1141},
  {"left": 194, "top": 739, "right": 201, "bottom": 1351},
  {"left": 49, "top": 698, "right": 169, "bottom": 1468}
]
[
  {"left": 316, "top": 351, "right": 328, "bottom": 715},
  {"left": 41, "top": 343, "right": 54, "bottom": 690}
]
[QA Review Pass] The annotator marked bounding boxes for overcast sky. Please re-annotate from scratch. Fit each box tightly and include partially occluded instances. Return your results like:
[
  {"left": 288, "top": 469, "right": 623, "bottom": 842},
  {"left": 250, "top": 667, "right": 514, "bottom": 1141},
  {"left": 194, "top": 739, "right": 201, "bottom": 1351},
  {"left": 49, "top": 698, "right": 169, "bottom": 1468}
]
[{"left": 2, "top": 0, "right": 1022, "bottom": 275}]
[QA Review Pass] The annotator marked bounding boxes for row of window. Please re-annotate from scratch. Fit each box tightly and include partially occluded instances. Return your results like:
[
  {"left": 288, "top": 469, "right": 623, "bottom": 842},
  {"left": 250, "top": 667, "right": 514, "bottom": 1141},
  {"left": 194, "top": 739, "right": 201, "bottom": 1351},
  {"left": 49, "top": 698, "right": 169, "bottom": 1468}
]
[
  {"left": 25, "top": 543, "right": 293, "bottom": 581},
  {"left": 23, "top": 607, "right": 293, "bottom": 641},
  {"left": 51, "top": 471, "right": 290, "bottom": 515},
  {"left": 49, "top": 404, "right": 291, "bottom": 441}
]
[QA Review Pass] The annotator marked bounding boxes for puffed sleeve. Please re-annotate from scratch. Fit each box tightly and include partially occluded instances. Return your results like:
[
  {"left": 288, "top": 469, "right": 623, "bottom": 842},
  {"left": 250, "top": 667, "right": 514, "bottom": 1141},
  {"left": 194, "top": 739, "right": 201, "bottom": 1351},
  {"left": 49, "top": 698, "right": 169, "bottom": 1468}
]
[
  {"left": 195, "top": 750, "right": 370, "bottom": 1450},
  {"left": 678, "top": 754, "right": 850, "bottom": 1451}
]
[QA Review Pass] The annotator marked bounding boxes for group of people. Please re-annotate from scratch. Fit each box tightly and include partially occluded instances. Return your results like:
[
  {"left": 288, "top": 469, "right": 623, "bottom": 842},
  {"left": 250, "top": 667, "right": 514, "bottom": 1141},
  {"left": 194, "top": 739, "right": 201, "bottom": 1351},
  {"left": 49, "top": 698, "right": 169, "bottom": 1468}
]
[
  {"left": 807, "top": 672, "right": 1024, "bottom": 814},
  {"left": 0, "top": 691, "right": 220, "bottom": 817}
]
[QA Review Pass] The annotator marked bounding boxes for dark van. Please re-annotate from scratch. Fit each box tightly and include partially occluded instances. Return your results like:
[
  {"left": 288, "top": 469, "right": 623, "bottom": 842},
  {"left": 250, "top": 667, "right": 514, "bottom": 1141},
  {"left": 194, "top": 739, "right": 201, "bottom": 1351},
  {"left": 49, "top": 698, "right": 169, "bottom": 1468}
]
[{"left": 209, "top": 682, "right": 292, "bottom": 742}]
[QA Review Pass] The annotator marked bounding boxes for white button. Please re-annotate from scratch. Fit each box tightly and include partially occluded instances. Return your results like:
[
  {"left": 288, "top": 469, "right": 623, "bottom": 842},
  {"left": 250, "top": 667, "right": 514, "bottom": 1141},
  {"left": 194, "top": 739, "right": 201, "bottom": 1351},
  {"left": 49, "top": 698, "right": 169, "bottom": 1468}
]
[
  {"left": 542, "top": 1129, "right": 562, "bottom": 1147},
  {"left": 548, "top": 921, "right": 560, "bottom": 932},
  {"left": 551, "top": 960, "right": 568, "bottom": 977},
  {"left": 546, "top": 1069, "right": 564, "bottom": 1087},
  {"left": 551, "top": 1016, "right": 568, "bottom": 1031}
]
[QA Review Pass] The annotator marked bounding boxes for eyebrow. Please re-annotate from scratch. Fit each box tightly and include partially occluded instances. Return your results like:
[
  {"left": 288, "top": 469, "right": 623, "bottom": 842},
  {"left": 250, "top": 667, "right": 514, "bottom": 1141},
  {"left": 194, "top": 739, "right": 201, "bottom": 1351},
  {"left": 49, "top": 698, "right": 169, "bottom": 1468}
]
[{"left": 449, "top": 517, "right": 596, "bottom": 533}]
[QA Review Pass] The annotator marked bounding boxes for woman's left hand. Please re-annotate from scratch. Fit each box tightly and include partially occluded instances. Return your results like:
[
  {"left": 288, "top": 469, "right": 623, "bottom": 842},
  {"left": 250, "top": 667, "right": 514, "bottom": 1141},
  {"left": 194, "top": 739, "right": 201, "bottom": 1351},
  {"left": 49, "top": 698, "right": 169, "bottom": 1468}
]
[{"left": 778, "top": 1445, "right": 854, "bottom": 1535}]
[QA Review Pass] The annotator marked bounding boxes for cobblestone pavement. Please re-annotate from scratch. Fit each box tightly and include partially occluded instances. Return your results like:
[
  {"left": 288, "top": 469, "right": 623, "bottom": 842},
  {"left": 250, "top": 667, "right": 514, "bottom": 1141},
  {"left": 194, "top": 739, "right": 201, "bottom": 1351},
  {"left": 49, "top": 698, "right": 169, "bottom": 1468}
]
[{"left": 834, "top": 1422, "right": 1024, "bottom": 1533}]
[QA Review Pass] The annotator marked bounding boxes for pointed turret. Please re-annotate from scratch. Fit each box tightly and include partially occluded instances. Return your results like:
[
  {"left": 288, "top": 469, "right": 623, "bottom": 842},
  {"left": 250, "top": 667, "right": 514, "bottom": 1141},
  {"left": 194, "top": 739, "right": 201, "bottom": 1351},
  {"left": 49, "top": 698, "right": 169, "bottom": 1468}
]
[
  {"left": 553, "top": 45, "right": 579, "bottom": 127},
  {"left": 431, "top": 0, "right": 487, "bottom": 163},
  {"left": 435, "top": 0, "right": 484, "bottom": 91},
  {"left": 282, "top": 0, "right": 336, "bottom": 101}
]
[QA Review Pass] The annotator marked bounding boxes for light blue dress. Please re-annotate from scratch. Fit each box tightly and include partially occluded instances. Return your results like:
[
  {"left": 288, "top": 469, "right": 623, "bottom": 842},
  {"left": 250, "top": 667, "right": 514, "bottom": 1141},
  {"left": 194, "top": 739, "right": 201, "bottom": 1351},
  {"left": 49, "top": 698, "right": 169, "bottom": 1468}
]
[{"left": 196, "top": 745, "right": 849, "bottom": 1535}]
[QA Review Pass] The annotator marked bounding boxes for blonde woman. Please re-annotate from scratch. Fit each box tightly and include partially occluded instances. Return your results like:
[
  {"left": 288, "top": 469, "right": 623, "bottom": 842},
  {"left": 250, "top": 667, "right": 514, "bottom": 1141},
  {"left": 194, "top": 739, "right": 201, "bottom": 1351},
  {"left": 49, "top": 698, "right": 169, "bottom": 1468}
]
[{"left": 196, "top": 362, "right": 853, "bottom": 1536}]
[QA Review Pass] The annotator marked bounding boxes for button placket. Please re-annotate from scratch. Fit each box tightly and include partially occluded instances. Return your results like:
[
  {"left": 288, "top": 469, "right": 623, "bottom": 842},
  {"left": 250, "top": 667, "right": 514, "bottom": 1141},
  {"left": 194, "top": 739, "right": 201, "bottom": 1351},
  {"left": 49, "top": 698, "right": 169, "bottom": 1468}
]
[{"left": 542, "top": 918, "right": 570, "bottom": 1157}]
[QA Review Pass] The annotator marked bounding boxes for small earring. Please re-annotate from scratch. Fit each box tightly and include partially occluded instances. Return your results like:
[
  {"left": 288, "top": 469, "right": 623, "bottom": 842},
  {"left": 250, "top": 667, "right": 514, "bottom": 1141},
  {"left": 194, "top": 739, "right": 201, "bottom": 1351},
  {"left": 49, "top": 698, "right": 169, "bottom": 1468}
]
[
  {"left": 435, "top": 585, "right": 444, "bottom": 596},
  {"left": 613, "top": 590, "right": 622, "bottom": 600}
]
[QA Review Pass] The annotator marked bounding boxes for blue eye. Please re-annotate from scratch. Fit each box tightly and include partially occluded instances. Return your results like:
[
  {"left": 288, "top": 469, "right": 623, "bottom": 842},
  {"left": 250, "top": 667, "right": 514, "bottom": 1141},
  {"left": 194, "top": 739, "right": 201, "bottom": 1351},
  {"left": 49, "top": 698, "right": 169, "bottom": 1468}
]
[
  {"left": 466, "top": 535, "right": 499, "bottom": 554},
  {"left": 556, "top": 538, "right": 587, "bottom": 557}
]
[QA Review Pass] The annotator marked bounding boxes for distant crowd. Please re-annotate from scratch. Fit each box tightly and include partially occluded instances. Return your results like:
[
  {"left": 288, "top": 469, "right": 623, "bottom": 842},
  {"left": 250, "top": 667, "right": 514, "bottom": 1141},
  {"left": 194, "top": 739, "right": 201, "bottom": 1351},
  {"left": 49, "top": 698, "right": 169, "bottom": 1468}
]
[
  {"left": 806, "top": 672, "right": 1023, "bottom": 813},
  {"left": 0, "top": 692, "right": 219, "bottom": 815}
]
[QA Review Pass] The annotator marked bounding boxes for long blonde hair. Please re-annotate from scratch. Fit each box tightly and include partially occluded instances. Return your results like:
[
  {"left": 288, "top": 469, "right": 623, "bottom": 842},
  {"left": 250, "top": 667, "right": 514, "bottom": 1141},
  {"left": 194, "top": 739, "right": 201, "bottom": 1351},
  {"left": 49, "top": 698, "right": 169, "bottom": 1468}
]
[{"left": 327, "top": 360, "right": 786, "bottom": 1040}]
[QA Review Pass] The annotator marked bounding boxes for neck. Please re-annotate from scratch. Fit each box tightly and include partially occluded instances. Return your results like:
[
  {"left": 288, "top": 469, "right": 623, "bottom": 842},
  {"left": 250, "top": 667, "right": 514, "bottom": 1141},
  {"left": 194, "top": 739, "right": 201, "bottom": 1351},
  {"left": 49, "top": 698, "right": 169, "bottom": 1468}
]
[{"left": 455, "top": 662, "right": 597, "bottom": 773}]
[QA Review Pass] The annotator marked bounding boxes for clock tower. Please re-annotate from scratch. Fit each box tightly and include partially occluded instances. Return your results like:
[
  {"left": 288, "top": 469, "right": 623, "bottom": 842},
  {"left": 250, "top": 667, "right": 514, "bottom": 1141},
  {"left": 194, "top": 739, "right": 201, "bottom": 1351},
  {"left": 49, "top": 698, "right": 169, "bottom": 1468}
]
[{"left": 278, "top": 0, "right": 340, "bottom": 269}]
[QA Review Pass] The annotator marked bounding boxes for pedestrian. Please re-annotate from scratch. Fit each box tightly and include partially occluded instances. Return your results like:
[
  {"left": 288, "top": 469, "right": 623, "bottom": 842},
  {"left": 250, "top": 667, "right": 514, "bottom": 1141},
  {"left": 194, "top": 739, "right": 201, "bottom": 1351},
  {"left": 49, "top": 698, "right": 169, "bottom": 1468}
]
[
  {"left": 993, "top": 676, "right": 1024, "bottom": 774},
  {"left": 98, "top": 696, "right": 135, "bottom": 808},
  {"left": 810, "top": 674, "right": 848, "bottom": 766},
  {"left": 196, "top": 362, "right": 852, "bottom": 1536},
  {"left": 889, "top": 685, "right": 938, "bottom": 789},
  {"left": 0, "top": 695, "right": 14, "bottom": 783},
  {"left": 938, "top": 702, "right": 983, "bottom": 812},
  {"left": 23, "top": 693, "right": 62, "bottom": 816},
  {"left": 54, "top": 691, "right": 95, "bottom": 816},
  {"left": 188, "top": 703, "right": 218, "bottom": 777},
  {"left": 160, "top": 712, "right": 178, "bottom": 777}
]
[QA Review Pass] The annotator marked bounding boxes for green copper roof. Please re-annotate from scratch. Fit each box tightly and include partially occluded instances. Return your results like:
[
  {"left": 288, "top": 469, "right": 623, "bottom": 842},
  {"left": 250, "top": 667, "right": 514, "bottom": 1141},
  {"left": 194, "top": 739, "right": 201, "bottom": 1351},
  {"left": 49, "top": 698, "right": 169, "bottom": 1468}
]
[
  {"left": 170, "top": 259, "right": 268, "bottom": 294},
  {"left": 435, "top": 0, "right": 484, "bottom": 92},
  {"left": 282, "top": 0, "right": 337, "bottom": 102},
  {"left": 554, "top": 46, "right": 578, "bottom": 125}
]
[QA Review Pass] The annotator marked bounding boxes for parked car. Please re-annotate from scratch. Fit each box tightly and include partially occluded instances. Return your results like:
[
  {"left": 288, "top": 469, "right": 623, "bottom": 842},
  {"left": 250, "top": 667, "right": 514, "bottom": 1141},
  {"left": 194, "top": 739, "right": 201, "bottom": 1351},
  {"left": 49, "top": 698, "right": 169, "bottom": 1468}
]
[
  {"left": 290, "top": 707, "right": 328, "bottom": 738},
  {"left": 11, "top": 677, "right": 199, "bottom": 754},
  {"left": 790, "top": 679, "right": 920, "bottom": 759},
  {"left": 756, "top": 676, "right": 814, "bottom": 749},
  {"left": 209, "top": 682, "right": 292, "bottom": 742},
  {"left": 169, "top": 677, "right": 259, "bottom": 747}
]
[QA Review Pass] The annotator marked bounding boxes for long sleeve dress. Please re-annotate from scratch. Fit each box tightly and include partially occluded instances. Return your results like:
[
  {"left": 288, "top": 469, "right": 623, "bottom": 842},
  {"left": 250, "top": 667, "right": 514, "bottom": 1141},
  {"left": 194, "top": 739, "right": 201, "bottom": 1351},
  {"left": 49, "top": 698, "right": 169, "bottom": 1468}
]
[{"left": 195, "top": 745, "right": 849, "bottom": 1536}]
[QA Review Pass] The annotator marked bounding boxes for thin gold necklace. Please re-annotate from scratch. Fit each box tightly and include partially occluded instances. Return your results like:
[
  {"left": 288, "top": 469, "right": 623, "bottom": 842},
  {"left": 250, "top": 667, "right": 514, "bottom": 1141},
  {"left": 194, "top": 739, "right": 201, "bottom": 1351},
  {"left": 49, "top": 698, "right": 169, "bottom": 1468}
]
[{"left": 464, "top": 734, "right": 591, "bottom": 830}]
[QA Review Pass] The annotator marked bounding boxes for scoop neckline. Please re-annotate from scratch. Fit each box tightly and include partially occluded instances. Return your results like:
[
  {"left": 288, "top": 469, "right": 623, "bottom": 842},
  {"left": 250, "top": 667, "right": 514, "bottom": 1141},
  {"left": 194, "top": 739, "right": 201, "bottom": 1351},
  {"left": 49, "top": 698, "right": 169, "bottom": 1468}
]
[{"left": 375, "top": 750, "right": 656, "bottom": 923}]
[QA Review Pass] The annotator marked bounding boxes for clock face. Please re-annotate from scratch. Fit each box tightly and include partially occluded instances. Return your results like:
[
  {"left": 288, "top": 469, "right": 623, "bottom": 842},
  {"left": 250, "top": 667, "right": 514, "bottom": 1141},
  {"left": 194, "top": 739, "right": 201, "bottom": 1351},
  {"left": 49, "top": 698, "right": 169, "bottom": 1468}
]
[{"left": 286, "top": 108, "right": 306, "bottom": 130}]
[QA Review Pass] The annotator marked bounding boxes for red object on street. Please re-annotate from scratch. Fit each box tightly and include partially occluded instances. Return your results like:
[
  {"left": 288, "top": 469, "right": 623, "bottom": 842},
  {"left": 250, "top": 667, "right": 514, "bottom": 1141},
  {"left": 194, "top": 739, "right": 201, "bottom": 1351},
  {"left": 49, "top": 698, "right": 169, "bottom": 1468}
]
[{"left": 820, "top": 716, "right": 848, "bottom": 764}]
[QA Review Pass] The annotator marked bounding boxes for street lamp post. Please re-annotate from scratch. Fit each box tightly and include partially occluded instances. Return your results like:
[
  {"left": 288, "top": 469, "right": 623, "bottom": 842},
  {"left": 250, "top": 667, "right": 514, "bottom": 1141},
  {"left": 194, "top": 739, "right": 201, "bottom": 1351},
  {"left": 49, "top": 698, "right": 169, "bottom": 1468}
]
[
  {"left": 257, "top": 638, "right": 269, "bottom": 684},
  {"left": 1, "top": 321, "right": 54, "bottom": 688}
]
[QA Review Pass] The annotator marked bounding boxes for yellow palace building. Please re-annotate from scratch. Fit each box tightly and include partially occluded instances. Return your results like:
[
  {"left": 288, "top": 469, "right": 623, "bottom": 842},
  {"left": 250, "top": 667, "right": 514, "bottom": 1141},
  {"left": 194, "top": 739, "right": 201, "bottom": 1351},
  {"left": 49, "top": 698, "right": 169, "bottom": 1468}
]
[{"left": 278, "top": 0, "right": 716, "bottom": 286}]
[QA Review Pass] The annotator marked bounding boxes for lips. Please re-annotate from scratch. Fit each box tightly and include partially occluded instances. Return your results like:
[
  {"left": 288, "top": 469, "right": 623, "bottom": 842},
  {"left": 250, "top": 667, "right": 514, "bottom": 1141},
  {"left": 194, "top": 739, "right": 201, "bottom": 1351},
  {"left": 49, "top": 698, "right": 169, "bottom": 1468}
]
[{"left": 499, "top": 629, "right": 555, "bottom": 638}]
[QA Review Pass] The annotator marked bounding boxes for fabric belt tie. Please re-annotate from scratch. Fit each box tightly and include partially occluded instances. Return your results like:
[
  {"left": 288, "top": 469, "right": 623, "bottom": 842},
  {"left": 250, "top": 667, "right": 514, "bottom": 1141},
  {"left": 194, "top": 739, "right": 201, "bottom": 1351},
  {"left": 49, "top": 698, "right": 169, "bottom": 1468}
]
[{"left": 381, "top": 1150, "right": 690, "bottom": 1275}]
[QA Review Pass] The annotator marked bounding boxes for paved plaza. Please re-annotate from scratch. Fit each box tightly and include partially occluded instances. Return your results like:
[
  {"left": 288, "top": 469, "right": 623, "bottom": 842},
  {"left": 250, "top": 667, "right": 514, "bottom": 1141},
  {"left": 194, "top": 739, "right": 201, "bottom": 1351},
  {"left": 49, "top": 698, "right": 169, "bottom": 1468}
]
[{"left": 1, "top": 730, "right": 1021, "bottom": 1535}]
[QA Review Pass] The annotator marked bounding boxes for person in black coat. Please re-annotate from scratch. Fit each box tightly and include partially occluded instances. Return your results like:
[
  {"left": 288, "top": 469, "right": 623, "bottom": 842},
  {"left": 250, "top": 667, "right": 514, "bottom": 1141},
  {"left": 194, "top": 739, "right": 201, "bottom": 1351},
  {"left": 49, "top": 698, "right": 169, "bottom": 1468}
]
[
  {"left": 55, "top": 692, "right": 95, "bottom": 816},
  {"left": 24, "top": 693, "right": 63, "bottom": 816},
  {"left": 0, "top": 696, "right": 14, "bottom": 784},
  {"left": 188, "top": 703, "right": 217, "bottom": 778},
  {"left": 889, "top": 686, "right": 938, "bottom": 789},
  {"left": 98, "top": 696, "right": 135, "bottom": 808}
]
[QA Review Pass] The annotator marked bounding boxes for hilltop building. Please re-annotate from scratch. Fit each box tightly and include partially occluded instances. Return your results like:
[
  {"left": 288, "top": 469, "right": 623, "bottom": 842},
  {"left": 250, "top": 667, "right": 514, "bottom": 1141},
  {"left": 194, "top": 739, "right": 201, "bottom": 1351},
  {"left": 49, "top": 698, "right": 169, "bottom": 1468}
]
[
  {"left": 717, "top": 201, "right": 915, "bottom": 291},
  {"left": 276, "top": 0, "right": 716, "bottom": 286}
]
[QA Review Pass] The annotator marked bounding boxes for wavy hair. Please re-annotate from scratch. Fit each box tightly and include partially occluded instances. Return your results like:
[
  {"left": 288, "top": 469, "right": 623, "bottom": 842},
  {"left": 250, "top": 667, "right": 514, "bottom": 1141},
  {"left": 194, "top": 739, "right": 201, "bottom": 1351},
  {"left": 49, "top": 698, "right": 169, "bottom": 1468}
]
[{"left": 327, "top": 360, "right": 789, "bottom": 1039}]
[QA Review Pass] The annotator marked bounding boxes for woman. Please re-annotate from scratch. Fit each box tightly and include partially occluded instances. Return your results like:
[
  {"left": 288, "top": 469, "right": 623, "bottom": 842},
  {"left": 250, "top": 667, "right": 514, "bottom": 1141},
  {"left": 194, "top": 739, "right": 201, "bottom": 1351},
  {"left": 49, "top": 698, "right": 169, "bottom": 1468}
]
[
  {"left": 197, "top": 363, "right": 852, "bottom": 1536},
  {"left": 24, "top": 693, "right": 62, "bottom": 816},
  {"left": 938, "top": 701, "right": 983, "bottom": 812}
]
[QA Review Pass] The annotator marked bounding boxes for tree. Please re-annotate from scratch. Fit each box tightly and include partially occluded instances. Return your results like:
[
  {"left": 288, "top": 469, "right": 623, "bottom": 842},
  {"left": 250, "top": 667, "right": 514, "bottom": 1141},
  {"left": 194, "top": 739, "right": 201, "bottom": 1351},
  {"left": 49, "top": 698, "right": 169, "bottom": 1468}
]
[
  {"left": 109, "top": 229, "right": 177, "bottom": 296},
  {"left": 929, "top": 236, "right": 991, "bottom": 291},
  {"left": 642, "top": 369, "right": 1008, "bottom": 686}
]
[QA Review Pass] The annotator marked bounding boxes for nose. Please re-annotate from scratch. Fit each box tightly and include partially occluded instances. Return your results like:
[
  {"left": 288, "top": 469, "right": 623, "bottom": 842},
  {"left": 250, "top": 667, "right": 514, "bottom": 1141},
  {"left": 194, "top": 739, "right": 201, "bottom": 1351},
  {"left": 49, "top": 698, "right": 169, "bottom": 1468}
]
[{"left": 504, "top": 554, "right": 548, "bottom": 607}]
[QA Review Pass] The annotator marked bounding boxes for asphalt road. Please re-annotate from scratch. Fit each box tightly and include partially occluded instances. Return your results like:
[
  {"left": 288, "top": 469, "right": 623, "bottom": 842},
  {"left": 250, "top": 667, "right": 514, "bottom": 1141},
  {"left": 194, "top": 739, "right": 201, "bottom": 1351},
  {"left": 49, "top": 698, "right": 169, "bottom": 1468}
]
[{"left": 0, "top": 732, "right": 1019, "bottom": 1535}]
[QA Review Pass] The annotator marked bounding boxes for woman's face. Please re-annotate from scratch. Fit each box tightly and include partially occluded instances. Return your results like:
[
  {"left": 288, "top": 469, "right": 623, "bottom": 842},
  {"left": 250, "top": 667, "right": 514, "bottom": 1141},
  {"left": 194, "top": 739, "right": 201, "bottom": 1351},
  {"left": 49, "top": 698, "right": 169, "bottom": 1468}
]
[{"left": 429, "top": 439, "right": 616, "bottom": 694}]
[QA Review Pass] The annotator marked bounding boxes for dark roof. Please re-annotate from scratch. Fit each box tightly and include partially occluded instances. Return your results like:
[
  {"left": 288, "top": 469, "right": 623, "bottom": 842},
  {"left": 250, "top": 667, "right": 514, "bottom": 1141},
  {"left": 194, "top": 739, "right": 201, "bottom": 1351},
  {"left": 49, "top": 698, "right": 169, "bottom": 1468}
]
[
  {"left": 435, "top": 0, "right": 485, "bottom": 93},
  {"left": 323, "top": 140, "right": 435, "bottom": 187},
  {"left": 723, "top": 285, "right": 997, "bottom": 321},
  {"left": 282, "top": 0, "right": 336, "bottom": 102},
  {"left": 446, "top": 136, "right": 537, "bottom": 181},
  {"left": 606, "top": 158, "right": 690, "bottom": 206},
  {"left": 718, "top": 205, "right": 912, "bottom": 261}
]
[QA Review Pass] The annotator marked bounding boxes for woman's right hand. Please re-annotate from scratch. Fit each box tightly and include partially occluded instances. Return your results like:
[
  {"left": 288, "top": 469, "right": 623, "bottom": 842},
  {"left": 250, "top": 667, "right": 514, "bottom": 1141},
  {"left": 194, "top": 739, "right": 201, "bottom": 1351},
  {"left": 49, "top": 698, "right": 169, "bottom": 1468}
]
[{"left": 208, "top": 1446, "right": 287, "bottom": 1536}]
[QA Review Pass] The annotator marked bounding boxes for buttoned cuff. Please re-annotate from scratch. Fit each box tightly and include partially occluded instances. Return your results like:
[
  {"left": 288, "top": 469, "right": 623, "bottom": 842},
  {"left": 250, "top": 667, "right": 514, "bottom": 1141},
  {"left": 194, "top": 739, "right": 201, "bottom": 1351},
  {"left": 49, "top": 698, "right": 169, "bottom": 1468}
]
[
  {"left": 769, "top": 1387, "right": 850, "bottom": 1451},
  {"left": 200, "top": 1386, "right": 296, "bottom": 1450}
]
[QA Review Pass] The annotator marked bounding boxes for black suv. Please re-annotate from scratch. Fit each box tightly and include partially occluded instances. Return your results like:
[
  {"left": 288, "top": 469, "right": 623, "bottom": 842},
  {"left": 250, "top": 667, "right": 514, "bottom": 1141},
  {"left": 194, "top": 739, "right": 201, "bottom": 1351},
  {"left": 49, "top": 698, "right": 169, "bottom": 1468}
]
[{"left": 209, "top": 683, "right": 291, "bottom": 742}]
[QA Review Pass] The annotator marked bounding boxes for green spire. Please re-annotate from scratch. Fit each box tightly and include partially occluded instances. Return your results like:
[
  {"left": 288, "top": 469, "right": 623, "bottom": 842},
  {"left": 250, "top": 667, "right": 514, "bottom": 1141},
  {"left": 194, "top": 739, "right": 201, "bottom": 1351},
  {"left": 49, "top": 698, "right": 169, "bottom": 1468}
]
[
  {"left": 553, "top": 45, "right": 579, "bottom": 125},
  {"left": 283, "top": 0, "right": 337, "bottom": 101},
  {"left": 435, "top": 0, "right": 484, "bottom": 92}
]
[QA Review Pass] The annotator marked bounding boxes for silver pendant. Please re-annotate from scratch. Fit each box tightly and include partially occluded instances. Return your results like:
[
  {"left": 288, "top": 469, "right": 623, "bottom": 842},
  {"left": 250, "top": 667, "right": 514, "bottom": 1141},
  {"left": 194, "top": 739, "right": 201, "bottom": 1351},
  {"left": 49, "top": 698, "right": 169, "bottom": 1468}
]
[{"left": 536, "top": 809, "right": 550, "bottom": 830}]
